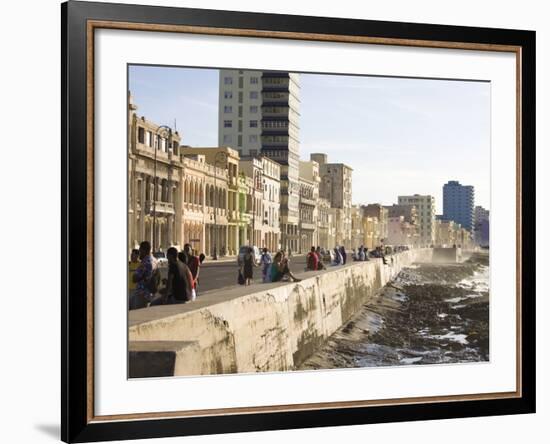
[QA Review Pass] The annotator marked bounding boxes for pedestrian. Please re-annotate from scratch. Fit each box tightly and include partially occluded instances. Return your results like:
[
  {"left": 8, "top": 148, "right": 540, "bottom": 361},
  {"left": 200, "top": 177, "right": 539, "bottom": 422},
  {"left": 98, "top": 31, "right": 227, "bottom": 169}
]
[
  {"left": 182, "top": 243, "right": 200, "bottom": 298},
  {"left": 242, "top": 246, "right": 255, "bottom": 285},
  {"left": 340, "top": 246, "right": 347, "bottom": 265},
  {"left": 151, "top": 247, "right": 193, "bottom": 305},
  {"left": 128, "top": 248, "right": 140, "bottom": 297},
  {"left": 333, "top": 247, "right": 341, "bottom": 265},
  {"left": 358, "top": 246, "right": 366, "bottom": 262},
  {"left": 306, "top": 246, "right": 319, "bottom": 271},
  {"left": 260, "top": 247, "right": 272, "bottom": 283},
  {"left": 315, "top": 246, "right": 325, "bottom": 270},
  {"left": 271, "top": 251, "right": 301, "bottom": 282},
  {"left": 130, "top": 241, "right": 159, "bottom": 310}
]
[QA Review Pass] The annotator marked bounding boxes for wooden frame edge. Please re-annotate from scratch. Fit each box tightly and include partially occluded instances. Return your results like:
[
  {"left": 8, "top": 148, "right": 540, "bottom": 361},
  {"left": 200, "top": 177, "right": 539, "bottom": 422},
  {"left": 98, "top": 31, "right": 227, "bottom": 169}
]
[{"left": 82, "top": 16, "right": 526, "bottom": 427}]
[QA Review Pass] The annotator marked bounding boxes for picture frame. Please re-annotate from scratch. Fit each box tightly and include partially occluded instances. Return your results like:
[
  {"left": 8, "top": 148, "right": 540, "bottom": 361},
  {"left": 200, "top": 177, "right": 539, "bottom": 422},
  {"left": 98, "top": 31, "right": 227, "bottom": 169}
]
[{"left": 61, "top": 1, "right": 536, "bottom": 442}]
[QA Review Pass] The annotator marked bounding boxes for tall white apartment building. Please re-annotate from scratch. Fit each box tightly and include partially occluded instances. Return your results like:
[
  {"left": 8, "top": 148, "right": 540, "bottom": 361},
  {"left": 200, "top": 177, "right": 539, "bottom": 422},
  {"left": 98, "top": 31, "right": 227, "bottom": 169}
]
[
  {"left": 218, "top": 69, "right": 301, "bottom": 252},
  {"left": 398, "top": 194, "right": 436, "bottom": 246}
]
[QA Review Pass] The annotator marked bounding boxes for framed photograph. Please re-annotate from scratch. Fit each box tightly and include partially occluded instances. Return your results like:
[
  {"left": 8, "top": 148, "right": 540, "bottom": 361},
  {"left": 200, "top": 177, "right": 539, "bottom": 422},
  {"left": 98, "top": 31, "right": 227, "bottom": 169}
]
[{"left": 62, "top": 1, "right": 535, "bottom": 442}]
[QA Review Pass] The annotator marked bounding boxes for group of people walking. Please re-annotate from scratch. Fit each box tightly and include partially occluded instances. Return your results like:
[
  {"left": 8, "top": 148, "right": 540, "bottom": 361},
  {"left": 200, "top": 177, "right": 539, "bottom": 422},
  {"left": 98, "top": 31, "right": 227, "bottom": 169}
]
[
  {"left": 238, "top": 247, "right": 302, "bottom": 286},
  {"left": 128, "top": 241, "right": 203, "bottom": 310}
]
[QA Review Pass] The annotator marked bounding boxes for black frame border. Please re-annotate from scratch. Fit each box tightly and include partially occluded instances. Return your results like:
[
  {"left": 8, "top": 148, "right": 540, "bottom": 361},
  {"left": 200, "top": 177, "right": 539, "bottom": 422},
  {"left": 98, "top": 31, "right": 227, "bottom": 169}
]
[{"left": 62, "top": 1, "right": 536, "bottom": 442}]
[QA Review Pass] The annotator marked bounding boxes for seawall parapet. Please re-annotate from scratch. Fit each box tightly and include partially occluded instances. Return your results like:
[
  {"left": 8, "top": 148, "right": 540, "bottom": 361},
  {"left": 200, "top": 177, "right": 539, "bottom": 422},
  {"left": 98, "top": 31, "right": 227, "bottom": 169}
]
[{"left": 129, "top": 248, "right": 433, "bottom": 377}]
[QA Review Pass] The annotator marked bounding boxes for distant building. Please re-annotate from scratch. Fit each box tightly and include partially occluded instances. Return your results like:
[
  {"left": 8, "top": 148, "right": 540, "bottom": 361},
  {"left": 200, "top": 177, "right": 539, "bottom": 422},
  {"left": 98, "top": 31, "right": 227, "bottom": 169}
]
[
  {"left": 398, "top": 194, "right": 436, "bottom": 246},
  {"left": 311, "top": 153, "right": 353, "bottom": 248},
  {"left": 362, "top": 204, "right": 389, "bottom": 244},
  {"left": 474, "top": 205, "right": 490, "bottom": 247},
  {"left": 443, "top": 180, "right": 475, "bottom": 232}
]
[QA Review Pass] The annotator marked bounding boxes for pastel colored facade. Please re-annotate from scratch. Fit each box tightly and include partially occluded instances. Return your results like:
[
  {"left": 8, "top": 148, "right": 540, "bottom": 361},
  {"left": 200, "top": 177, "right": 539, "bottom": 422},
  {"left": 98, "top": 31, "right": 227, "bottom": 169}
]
[
  {"left": 350, "top": 205, "right": 365, "bottom": 248},
  {"left": 298, "top": 160, "right": 320, "bottom": 253},
  {"left": 218, "top": 70, "right": 301, "bottom": 253},
  {"left": 128, "top": 95, "right": 183, "bottom": 254},
  {"left": 362, "top": 216, "right": 380, "bottom": 250},
  {"left": 398, "top": 194, "right": 436, "bottom": 246},
  {"left": 239, "top": 156, "right": 282, "bottom": 252},
  {"left": 443, "top": 180, "right": 475, "bottom": 232},
  {"left": 180, "top": 146, "right": 241, "bottom": 256},
  {"left": 311, "top": 153, "right": 353, "bottom": 248},
  {"left": 317, "top": 197, "right": 335, "bottom": 249},
  {"left": 387, "top": 215, "right": 419, "bottom": 246},
  {"left": 362, "top": 204, "right": 389, "bottom": 244},
  {"left": 434, "top": 219, "right": 461, "bottom": 247},
  {"left": 180, "top": 154, "right": 228, "bottom": 256}
]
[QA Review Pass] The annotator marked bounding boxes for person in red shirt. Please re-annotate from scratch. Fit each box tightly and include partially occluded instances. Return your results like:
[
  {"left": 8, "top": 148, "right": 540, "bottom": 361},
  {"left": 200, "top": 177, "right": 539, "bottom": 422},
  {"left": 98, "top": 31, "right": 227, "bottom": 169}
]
[
  {"left": 306, "top": 246, "right": 319, "bottom": 271},
  {"left": 182, "top": 243, "right": 200, "bottom": 295}
]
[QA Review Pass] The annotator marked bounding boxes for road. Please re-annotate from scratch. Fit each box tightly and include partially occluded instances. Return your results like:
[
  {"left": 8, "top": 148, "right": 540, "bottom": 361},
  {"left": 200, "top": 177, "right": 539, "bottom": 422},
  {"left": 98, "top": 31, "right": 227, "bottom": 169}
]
[{"left": 196, "top": 254, "right": 309, "bottom": 294}]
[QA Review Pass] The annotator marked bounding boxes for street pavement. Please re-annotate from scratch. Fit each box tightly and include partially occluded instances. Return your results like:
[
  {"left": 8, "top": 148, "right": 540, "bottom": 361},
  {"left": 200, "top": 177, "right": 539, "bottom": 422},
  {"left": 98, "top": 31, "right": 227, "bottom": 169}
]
[{"left": 196, "top": 254, "right": 309, "bottom": 294}]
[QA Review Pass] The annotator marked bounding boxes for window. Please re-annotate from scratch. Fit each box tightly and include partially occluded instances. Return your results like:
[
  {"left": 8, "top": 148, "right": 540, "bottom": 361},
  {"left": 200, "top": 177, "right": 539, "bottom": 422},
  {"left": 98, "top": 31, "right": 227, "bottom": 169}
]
[
  {"left": 249, "top": 135, "right": 258, "bottom": 143},
  {"left": 250, "top": 77, "right": 259, "bottom": 84},
  {"left": 224, "top": 106, "right": 232, "bottom": 113},
  {"left": 250, "top": 91, "right": 259, "bottom": 99},
  {"left": 223, "top": 135, "right": 232, "bottom": 144},
  {"left": 250, "top": 120, "right": 258, "bottom": 128},
  {"left": 250, "top": 106, "right": 258, "bottom": 113},
  {"left": 250, "top": 149, "right": 258, "bottom": 157},
  {"left": 224, "top": 91, "right": 232, "bottom": 99},
  {"left": 137, "top": 127, "right": 144, "bottom": 144},
  {"left": 224, "top": 120, "right": 232, "bottom": 128},
  {"left": 224, "top": 77, "right": 233, "bottom": 85},
  {"left": 238, "top": 77, "right": 244, "bottom": 88},
  {"left": 238, "top": 135, "right": 242, "bottom": 146}
]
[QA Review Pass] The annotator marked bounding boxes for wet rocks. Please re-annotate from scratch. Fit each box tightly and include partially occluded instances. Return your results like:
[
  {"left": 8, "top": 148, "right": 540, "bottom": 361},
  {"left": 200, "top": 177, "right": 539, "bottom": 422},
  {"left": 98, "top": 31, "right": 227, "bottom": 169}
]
[{"left": 300, "top": 254, "right": 490, "bottom": 370}]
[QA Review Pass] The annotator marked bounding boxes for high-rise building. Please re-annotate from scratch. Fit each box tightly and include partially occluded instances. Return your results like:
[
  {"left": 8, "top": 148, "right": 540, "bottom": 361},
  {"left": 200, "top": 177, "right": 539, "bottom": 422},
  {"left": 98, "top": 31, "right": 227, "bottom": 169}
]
[
  {"left": 442, "top": 180, "right": 475, "bottom": 232},
  {"left": 218, "top": 69, "right": 301, "bottom": 252},
  {"left": 398, "top": 194, "right": 436, "bottom": 246}
]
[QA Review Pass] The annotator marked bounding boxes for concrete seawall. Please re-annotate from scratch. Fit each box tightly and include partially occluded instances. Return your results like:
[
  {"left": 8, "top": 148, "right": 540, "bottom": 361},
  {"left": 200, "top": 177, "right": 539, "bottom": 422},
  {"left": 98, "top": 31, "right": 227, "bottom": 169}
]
[{"left": 129, "top": 248, "right": 433, "bottom": 377}]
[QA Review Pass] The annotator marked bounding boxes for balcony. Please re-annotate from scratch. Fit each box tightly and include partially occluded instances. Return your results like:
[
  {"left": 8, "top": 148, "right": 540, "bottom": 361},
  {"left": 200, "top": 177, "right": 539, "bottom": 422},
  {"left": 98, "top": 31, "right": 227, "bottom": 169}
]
[{"left": 144, "top": 200, "right": 175, "bottom": 215}]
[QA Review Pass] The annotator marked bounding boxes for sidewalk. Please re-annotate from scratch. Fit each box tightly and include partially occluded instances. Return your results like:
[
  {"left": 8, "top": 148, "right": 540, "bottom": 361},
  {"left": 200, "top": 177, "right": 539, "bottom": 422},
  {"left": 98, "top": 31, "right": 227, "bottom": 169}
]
[{"left": 202, "top": 253, "right": 307, "bottom": 264}]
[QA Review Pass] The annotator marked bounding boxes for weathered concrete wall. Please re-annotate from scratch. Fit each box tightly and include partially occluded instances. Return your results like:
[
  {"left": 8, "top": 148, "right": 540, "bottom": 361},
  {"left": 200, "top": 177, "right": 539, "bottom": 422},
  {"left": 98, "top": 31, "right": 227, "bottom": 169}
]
[{"left": 129, "top": 248, "right": 432, "bottom": 377}]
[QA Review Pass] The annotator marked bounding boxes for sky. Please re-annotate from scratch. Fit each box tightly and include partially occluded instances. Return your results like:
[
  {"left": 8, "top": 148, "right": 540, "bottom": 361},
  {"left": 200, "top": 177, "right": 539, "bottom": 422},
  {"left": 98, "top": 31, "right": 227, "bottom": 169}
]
[{"left": 129, "top": 65, "right": 491, "bottom": 213}]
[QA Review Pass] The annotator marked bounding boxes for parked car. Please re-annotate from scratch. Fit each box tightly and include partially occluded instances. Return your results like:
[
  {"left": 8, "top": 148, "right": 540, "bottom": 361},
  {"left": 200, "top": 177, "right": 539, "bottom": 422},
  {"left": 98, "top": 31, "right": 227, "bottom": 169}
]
[
  {"left": 152, "top": 251, "right": 168, "bottom": 267},
  {"left": 238, "top": 245, "right": 261, "bottom": 266},
  {"left": 320, "top": 248, "right": 334, "bottom": 263}
]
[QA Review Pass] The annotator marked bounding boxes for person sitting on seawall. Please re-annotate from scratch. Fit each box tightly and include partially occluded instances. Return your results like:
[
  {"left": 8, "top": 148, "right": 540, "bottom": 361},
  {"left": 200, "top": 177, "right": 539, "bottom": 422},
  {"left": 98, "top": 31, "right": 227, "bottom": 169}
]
[
  {"left": 129, "top": 241, "right": 159, "bottom": 310},
  {"left": 340, "top": 245, "right": 347, "bottom": 265},
  {"left": 128, "top": 248, "right": 140, "bottom": 300},
  {"left": 182, "top": 243, "right": 200, "bottom": 298},
  {"left": 332, "top": 246, "right": 342, "bottom": 266},
  {"left": 270, "top": 251, "right": 301, "bottom": 282},
  {"left": 150, "top": 247, "right": 193, "bottom": 305},
  {"left": 306, "top": 246, "right": 319, "bottom": 271},
  {"left": 315, "top": 246, "right": 325, "bottom": 270}
]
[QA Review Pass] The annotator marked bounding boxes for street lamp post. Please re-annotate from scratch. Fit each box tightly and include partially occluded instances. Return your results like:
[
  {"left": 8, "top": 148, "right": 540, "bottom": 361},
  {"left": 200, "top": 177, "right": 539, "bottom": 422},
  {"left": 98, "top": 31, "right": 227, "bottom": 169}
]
[
  {"left": 252, "top": 166, "right": 263, "bottom": 248},
  {"left": 213, "top": 151, "right": 228, "bottom": 260},
  {"left": 152, "top": 125, "right": 172, "bottom": 253}
]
